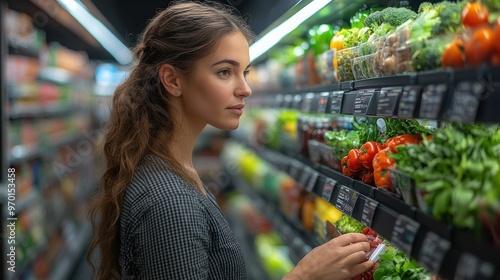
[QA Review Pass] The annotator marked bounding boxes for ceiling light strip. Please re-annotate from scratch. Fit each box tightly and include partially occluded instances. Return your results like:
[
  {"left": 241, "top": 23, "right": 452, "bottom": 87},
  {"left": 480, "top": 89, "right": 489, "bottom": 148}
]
[
  {"left": 249, "top": 0, "right": 333, "bottom": 63},
  {"left": 56, "top": 0, "right": 132, "bottom": 65}
]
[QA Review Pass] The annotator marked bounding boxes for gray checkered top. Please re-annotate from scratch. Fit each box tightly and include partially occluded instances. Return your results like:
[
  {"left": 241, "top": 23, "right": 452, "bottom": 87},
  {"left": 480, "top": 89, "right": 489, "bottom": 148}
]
[{"left": 119, "top": 155, "right": 246, "bottom": 279}]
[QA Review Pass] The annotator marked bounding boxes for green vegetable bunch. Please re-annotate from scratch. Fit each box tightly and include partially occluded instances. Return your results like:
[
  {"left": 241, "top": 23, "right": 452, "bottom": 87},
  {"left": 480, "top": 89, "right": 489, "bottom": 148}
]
[
  {"left": 324, "top": 130, "right": 360, "bottom": 159},
  {"left": 364, "top": 7, "right": 417, "bottom": 31},
  {"left": 335, "top": 214, "right": 365, "bottom": 234},
  {"left": 352, "top": 117, "right": 380, "bottom": 144},
  {"left": 411, "top": 1, "right": 466, "bottom": 71},
  {"left": 391, "top": 123, "right": 500, "bottom": 233},
  {"left": 378, "top": 118, "right": 432, "bottom": 143},
  {"left": 374, "top": 247, "right": 430, "bottom": 280}
]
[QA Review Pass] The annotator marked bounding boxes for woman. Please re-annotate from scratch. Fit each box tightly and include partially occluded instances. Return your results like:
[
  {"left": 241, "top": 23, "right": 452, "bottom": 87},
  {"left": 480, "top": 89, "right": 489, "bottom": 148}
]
[{"left": 88, "top": 1, "right": 374, "bottom": 279}]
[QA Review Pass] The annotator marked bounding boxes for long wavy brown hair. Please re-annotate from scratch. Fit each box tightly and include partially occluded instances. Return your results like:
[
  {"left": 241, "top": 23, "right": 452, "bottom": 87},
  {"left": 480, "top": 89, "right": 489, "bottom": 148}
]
[{"left": 87, "top": 1, "right": 253, "bottom": 278}]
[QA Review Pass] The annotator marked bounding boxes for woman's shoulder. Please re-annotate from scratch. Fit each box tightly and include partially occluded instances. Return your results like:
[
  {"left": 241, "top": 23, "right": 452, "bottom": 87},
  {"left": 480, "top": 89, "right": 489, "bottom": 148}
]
[{"left": 128, "top": 155, "right": 200, "bottom": 199}]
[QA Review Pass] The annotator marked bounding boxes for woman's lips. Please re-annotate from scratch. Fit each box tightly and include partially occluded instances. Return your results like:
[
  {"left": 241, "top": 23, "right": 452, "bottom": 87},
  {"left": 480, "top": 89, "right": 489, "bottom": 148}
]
[{"left": 227, "top": 104, "right": 244, "bottom": 115}]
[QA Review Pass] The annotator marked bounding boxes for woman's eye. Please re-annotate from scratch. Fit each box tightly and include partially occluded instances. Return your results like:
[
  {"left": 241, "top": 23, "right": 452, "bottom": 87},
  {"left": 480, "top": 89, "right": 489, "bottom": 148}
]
[
  {"left": 243, "top": 70, "right": 250, "bottom": 78},
  {"left": 218, "top": 69, "right": 230, "bottom": 77}
]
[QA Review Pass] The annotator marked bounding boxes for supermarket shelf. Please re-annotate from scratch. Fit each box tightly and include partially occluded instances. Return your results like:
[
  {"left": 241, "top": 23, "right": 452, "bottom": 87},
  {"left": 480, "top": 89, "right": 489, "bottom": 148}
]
[
  {"left": 16, "top": 242, "right": 49, "bottom": 280},
  {"left": 9, "top": 106, "right": 74, "bottom": 119},
  {"left": 38, "top": 67, "right": 74, "bottom": 85},
  {"left": 7, "top": 38, "right": 40, "bottom": 58},
  {"left": 245, "top": 144, "right": 500, "bottom": 280},
  {"left": 230, "top": 173, "right": 322, "bottom": 265},
  {"left": 16, "top": 191, "right": 39, "bottom": 213},
  {"left": 252, "top": 66, "right": 500, "bottom": 124},
  {"left": 9, "top": 133, "right": 88, "bottom": 165}
]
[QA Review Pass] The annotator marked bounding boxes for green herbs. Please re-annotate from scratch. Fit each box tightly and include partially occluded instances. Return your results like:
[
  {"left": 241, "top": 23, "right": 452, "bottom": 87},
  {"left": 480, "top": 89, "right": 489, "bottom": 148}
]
[
  {"left": 324, "top": 130, "right": 360, "bottom": 160},
  {"left": 374, "top": 247, "right": 429, "bottom": 280},
  {"left": 391, "top": 123, "right": 500, "bottom": 232}
]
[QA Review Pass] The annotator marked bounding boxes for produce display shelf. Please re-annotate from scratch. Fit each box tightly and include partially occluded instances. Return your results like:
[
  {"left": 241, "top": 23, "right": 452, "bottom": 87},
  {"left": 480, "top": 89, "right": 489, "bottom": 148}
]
[
  {"left": 10, "top": 133, "right": 87, "bottom": 165},
  {"left": 257, "top": 66, "right": 500, "bottom": 124},
  {"left": 7, "top": 39, "right": 40, "bottom": 58},
  {"left": 248, "top": 144, "right": 500, "bottom": 280},
  {"left": 17, "top": 242, "right": 49, "bottom": 279},
  {"left": 9, "top": 106, "right": 73, "bottom": 120},
  {"left": 15, "top": 191, "right": 38, "bottom": 213},
  {"left": 230, "top": 173, "right": 322, "bottom": 265}
]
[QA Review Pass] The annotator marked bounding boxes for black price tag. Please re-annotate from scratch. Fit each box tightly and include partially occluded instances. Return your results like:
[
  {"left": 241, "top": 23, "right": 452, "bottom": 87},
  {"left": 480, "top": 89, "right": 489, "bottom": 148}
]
[
  {"left": 283, "top": 94, "right": 294, "bottom": 109},
  {"left": 289, "top": 160, "right": 302, "bottom": 181},
  {"left": 335, "top": 185, "right": 359, "bottom": 216},
  {"left": 419, "top": 84, "right": 447, "bottom": 119},
  {"left": 418, "top": 232, "right": 451, "bottom": 274},
  {"left": 361, "top": 197, "right": 379, "bottom": 228},
  {"left": 455, "top": 253, "right": 496, "bottom": 280},
  {"left": 306, "top": 169, "right": 319, "bottom": 192},
  {"left": 299, "top": 166, "right": 311, "bottom": 188},
  {"left": 390, "top": 215, "right": 420, "bottom": 255},
  {"left": 398, "top": 86, "right": 421, "bottom": 118},
  {"left": 317, "top": 92, "right": 330, "bottom": 114},
  {"left": 444, "top": 81, "right": 485, "bottom": 123},
  {"left": 321, "top": 178, "right": 337, "bottom": 202},
  {"left": 301, "top": 93, "right": 315, "bottom": 113},
  {"left": 377, "top": 87, "right": 402, "bottom": 116},
  {"left": 330, "top": 91, "right": 344, "bottom": 114},
  {"left": 353, "top": 90, "right": 375, "bottom": 115},
  {"left": 293, "top": 94, "right": 303, "bottom": 110}
]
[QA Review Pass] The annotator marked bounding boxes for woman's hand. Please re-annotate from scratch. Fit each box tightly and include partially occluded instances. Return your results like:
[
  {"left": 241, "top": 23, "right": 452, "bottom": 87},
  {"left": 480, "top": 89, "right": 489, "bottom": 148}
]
[{"left": 283, "top": 233, "right": 375, "bottom": 280}]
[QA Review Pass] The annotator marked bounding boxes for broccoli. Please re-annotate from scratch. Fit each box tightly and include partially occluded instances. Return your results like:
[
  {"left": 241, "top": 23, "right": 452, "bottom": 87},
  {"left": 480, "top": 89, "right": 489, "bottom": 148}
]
[
  {"left": 411, "top": 8, "right": 440, "bottom": 42},
  {"left": 380, "top": 7, "right": 418, "bottom": 27},
  {"left": 431, "top": 1, "right": 467, "bottom": 36},
  {"left": 364, "top": 7, "right": 417, "bottom": 29},
  {"left": 417, "top": 2, "right": 434, "bottom": 14},
  {"left": 363, "top": 10, "right": 382, "bottom": 29},
  {"left": 411, "top": 36, "right": 450, "bottom": 71}
]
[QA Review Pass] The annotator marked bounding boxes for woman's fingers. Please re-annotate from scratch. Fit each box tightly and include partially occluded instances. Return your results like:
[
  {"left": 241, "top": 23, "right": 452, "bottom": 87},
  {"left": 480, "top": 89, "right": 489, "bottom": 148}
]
[
  {"left": 343, "top": 249, "right": 368, "bottom": 266},
  {"left": 334, "top": 233, "right": 368, "bottom": 246},
  {"left": 341, "top": 241, "right": 370, "bottom": 257},
  {"left": 348, "top": 260, "right": 376, "bottom": 278}
]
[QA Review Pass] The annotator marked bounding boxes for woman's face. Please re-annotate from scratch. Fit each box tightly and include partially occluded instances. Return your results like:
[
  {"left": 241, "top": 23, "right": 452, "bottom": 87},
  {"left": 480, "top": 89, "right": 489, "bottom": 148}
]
[{"left": 179, "top": 31, "right": 252, "bottom": 130}]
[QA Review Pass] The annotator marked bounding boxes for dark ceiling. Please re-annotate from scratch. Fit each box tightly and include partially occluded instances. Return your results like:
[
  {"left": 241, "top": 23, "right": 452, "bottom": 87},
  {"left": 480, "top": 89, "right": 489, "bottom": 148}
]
[{"left": 5, "top": 0, "right": 298, "bottom": 63}]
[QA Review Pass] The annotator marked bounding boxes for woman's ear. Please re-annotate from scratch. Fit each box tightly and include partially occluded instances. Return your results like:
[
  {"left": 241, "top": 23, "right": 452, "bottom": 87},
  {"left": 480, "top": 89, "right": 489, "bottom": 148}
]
[{"left": 159, "top": 64, "right": 182, "bottom": 97}]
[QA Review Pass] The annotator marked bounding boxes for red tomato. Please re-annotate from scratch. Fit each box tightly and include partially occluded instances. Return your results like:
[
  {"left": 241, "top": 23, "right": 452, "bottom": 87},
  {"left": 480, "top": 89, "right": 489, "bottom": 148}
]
[
  {"left": 465, "top": 27, "right": 495, "bottom": 67},
  {"left": 360, "top": 170, "right": 374, "bottom": 185},
  {"left": 461, "top": 1, "right": 490, "bottom": 28},
  {"left": 493, "top": 19, "right": 500, "bottom": 54},
  {"left": 384, "top": 134, "right": 420, "bottom": 153},
  {"left": 442, "top": 39, "right": 465, "bottom": 69},
  {"left": 347, "top": 148, "right": 363, "bottom": 172},
  {"left": 359, "top": 141, "right": 380, "bottom": 170},
  {"left": 341, "top": 156, "right": 351, "bottom": 176},
  {"left": 491, "top": 52, "right": 500, "bottom": 66}
]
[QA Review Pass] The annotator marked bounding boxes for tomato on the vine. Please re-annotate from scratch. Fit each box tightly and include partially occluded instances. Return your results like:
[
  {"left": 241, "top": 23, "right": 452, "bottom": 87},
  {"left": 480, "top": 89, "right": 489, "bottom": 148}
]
[
  {"left": 465, "top": 27, "right": 495, "bottom": 67},
  {"left": 461, "top": 1, "right": 490, "bottom": 28},
  {"left": 442, "top": 39, "right": 465, "bottom": 69},
  {"left": 358, "top": 141, "right": 380, "bottom": 170},
  {"left": 347, "top": 148, "right": 363, "bottom": 172}
]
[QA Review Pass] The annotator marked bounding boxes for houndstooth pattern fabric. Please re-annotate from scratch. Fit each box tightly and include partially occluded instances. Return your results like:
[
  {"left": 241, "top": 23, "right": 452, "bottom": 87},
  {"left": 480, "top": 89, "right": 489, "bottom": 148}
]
[{"left": 119, "top": 155, "right": 246, "bottom": 279}]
